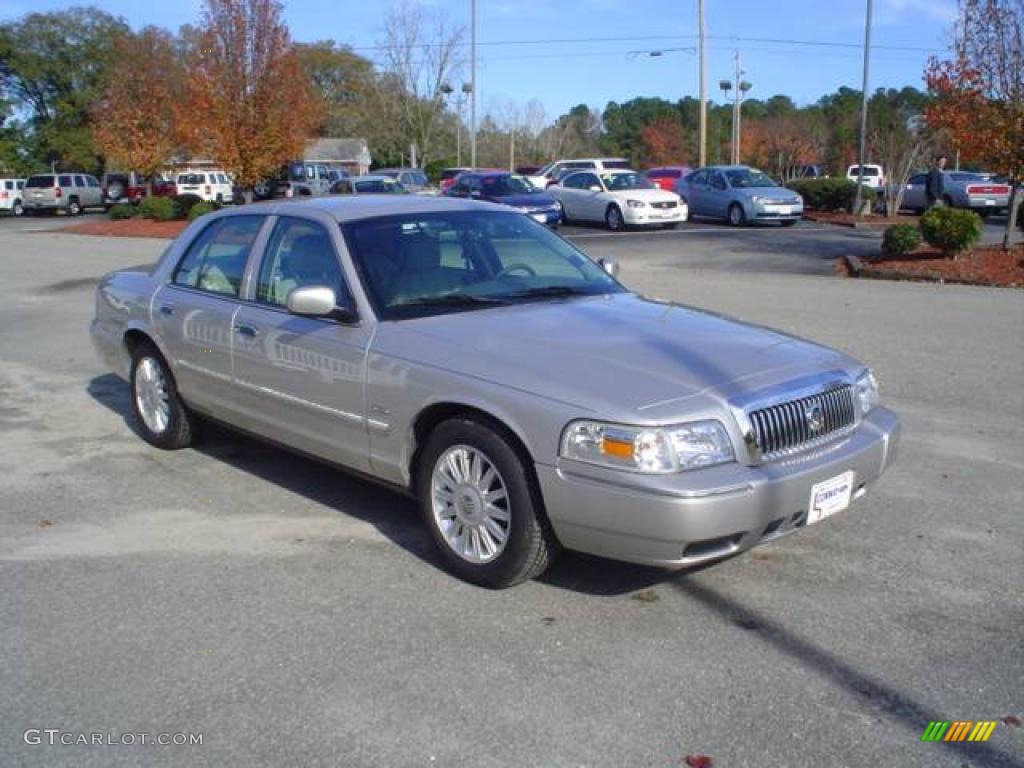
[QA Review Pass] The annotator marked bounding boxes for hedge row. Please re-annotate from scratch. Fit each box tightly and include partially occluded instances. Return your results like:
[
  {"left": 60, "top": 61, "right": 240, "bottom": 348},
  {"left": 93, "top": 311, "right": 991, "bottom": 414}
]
[
  {"left": 786, "top": 178, "right": 874, "bottom": 212},
  {"left": 107, "top": 193, "right": 218, "bottom": 222}
]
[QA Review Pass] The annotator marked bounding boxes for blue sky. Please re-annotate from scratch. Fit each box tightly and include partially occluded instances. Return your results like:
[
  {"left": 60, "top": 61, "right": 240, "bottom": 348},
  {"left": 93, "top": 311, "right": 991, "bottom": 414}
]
[{"left": 2, "top": 0, "right": 959, "bottom": 119}]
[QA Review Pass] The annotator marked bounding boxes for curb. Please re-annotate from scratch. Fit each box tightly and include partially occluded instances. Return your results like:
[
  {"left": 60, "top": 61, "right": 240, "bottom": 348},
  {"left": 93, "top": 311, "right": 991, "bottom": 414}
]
[
  {"left": 841, "top": 253, "right": 1020, "bottom": 289},
  {"left": 803, "top": 214, "right": 894, "bottom": 231}
]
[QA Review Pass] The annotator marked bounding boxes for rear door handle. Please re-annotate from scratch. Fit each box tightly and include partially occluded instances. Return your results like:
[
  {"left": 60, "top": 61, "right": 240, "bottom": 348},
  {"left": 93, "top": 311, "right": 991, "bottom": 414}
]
[
  {"left": 159, "top": 304, "right": 175, "bottom": 316},
  {"left": 234, "top": 324, "right": 259, "bottom": 337}
]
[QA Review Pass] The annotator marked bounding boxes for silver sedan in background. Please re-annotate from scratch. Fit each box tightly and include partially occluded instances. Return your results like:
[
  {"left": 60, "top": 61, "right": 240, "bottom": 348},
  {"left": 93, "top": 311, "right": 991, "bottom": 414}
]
[
  {"left": 894, "top": 171, "right": 1012, "bottom": 216},
  {"left": 91, "top": 196, "right": 898, "bottom": 588},
  {"left": 677, "top": 166, "right": 804, "bottom": 226}
]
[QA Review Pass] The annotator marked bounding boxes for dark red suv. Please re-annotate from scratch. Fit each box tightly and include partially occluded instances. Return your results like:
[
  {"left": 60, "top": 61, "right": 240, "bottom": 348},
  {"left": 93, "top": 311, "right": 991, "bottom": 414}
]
[{"left": 101, "top": 172, "right": 177, "bottom": 207}]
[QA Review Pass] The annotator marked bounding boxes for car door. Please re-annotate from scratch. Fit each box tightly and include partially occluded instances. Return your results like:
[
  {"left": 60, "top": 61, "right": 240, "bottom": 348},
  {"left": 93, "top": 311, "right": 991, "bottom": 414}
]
[
  {"left": 708, "top": 172, "right": 731, "bottom": 219},
  {"left": 153, "top": 214, "right": 268, "bottom": 415},
  {"left": 572, "top": 172, "right": 605, "bottom": 221},
  {"left": 681, "top": 170, "right": 707, "bottom": 216},
  {"left": 554, "top": 172, "right": 587, "bottom": 220},
  {"left": 902, "top": 173, "right": 927, "bottom": 210},
  {"left": 230, "top": 215, "right": 374, "bottom": 471}
]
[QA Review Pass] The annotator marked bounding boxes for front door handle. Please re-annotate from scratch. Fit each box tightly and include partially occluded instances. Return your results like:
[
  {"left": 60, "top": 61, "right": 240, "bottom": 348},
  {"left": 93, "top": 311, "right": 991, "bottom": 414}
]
[
  {"left": 159, "top": 304, "right": 175, "bottom": 316},
  {"left": 234, "top": 324, "right": 259, "bottom": 337}
]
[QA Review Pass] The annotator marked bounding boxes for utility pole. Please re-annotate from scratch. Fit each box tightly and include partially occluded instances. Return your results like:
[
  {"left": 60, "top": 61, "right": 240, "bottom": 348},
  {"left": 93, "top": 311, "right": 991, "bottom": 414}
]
[
  {"left": 732, "top": 51, "right": 741, "bottom": 164},
  {"left": 469, "top": 0, "right": 477, "bottom": 169},
  {"left": 853, "top": 0, "right": 873, "bottom": 216},
  {"left": 697, "top": 0, "right": 707, "bottom": 167}
]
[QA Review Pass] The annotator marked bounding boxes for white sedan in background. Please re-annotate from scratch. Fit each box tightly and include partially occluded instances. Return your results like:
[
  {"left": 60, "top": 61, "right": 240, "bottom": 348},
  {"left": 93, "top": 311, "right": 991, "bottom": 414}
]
[{"left": 549, "top": 170, "right": 688, "bottom": 230}]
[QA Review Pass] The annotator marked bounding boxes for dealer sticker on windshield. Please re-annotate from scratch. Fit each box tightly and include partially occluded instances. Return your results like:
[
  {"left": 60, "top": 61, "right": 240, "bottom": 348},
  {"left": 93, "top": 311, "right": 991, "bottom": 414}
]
[{"left": 808, "top": 471, "right": 855, "bottom": 524}]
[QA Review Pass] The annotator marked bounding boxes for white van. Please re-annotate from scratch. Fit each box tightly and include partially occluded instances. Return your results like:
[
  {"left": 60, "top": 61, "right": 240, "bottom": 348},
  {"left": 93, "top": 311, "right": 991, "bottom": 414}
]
[
  {"left": 527, "top": 158, "right": 632, "bottom": 189},
  {"left": 846, "top": 164, "right": 885, "bottom": 189}
]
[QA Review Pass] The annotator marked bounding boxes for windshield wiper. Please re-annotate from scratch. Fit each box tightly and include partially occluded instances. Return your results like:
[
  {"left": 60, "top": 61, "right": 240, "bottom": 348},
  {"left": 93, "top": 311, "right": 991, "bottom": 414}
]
[
  {"left": 502, "top": 285, "right": 594, "bottom": 300},
  {"left": 396, "top": 292, "right": 509, "bottom": 308}
]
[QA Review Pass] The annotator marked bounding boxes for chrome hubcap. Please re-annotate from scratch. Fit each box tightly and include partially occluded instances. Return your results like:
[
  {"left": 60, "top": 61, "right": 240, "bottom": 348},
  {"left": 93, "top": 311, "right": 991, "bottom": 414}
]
[
  {"left": 431, "top": 445, "right": 510, "bottom": 564},
  {"left": 134, "top": 357, "right": 170, "bottom": 434}
]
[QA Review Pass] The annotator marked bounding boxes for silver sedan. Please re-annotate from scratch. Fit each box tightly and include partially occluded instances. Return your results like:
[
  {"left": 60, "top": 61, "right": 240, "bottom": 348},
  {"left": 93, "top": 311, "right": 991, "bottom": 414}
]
[
  {"left": 677, "top": 166, "right": 804, "bottom": 226},
  {"left": 91, "top": 196, "right": 899, "bottom": 587}
]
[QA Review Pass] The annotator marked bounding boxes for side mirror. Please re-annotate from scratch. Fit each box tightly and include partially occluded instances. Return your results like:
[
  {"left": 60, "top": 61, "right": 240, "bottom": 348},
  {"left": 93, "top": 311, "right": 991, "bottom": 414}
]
[
  {"left": 286, "top": 285, "right": 358, "bottom": 323},
  {"left": 598, "top": 258, "right": 620, "bottom": 278}
]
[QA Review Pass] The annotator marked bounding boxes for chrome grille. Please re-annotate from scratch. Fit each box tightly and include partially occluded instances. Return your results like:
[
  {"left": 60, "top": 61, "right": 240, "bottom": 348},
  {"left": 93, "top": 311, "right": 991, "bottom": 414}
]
[
  {"left": 749, "top": 385, "right": 856, "bottom": 458},
  {"left": 651, "top": 201, "right": 677, "bottom": 209}
]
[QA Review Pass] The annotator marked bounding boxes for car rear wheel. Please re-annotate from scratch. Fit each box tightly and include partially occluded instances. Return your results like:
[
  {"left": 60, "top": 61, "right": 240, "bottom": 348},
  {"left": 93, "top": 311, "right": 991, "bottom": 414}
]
[
  {"left": 605, "top": 204, "right": 625, "bottom": 231},
  {"left": 728, "top": 203, "right": 745, "bottom": 227},
  {"left": 417, "top": 417, "right": 559, "bottom": 588},
  {"left": 130, "top": 342, "right": 194, "bottom": 450},
  {"left": 12, "top": 200, "right": 23, "bottom": 216},
  {"left": 67, "top": 198, "right": 82, "bottom": 216}
]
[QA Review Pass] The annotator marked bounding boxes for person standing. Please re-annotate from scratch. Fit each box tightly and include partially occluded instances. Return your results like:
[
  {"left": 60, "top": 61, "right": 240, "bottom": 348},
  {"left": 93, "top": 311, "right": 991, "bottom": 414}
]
[{"left": 925, "top": 155, "right": 948, "bottom": 208}]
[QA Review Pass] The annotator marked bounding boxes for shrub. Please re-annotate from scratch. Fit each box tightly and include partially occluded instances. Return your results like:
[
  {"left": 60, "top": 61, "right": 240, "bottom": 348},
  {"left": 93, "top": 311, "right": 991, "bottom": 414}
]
[
  {"left": 173, "top": 193, "right": 202, "bottom": 217},
  {"left": 919, "top": 206, "right": 983, "bottom": 257},
  {"left": 786, "top": 178, "right": 873, "bottom": 212},
  {"left": 108, "top": 204, "right": 136, "bottom": 220},
  {"left": 881, "top": 224, "right": 921, "bottom": 256},
  {"left": 187, "top": 201, "right": 217, "bottom": 221},
  {"left": 136, "top": 195, "right": 178, "bottom": 221}
]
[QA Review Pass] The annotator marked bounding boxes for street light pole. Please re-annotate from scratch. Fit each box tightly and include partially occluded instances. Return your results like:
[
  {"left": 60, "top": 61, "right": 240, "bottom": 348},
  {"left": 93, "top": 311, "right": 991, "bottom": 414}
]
[
  {"left": 469, "top": 0, "right": 477, "bottom": 169},
  {"left": 697, "top": 0, "right": 707, "bottom": 167},
  {"left": 853, "top": 0, "right": 873, "bottom": 216}
]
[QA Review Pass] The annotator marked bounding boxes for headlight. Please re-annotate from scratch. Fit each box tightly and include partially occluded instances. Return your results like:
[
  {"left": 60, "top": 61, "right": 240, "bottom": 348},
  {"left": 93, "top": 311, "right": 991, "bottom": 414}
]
[
  {"left": 626, "top": 199, "right": 646, "bottom": 208},
  {"left": 561, "top": 419, "right": 735, "bottom": 473},
  {"left": 855, "top": 370, "right": 879, "bottom": 415}
]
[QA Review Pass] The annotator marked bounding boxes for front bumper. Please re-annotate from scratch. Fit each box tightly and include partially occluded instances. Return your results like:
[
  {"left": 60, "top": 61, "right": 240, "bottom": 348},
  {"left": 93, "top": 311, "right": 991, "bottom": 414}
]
[
  {"left": 622, "top": 204, "right": 688, "bottom": 226},
  {"left": 752, "top": 201, "right": 804, "bottom": 221},
  {"left": 536, "top": 406, "right": 899, "bottom": 567}
]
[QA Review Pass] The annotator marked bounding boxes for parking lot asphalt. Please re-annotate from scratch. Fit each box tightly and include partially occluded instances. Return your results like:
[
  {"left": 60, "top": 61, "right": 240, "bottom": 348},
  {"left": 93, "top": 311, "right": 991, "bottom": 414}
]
[{"left": 0, "top": 223, "right": 1022, "bottom": 768}]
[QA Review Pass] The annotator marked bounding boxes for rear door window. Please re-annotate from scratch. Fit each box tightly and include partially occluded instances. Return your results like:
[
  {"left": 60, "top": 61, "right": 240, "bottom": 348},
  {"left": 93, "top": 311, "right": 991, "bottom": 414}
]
[
  {"left": 58, "top": 175, "right": 72, "bottom": 187},
  {"left": 74, "top": 175, "right": 86, "bottom": 187},
  {"left": 3, "top": 181, "right": 11, "bottom": 191},
  {"left": 172, "top": 216, "right": 265, "bottom": 297}
]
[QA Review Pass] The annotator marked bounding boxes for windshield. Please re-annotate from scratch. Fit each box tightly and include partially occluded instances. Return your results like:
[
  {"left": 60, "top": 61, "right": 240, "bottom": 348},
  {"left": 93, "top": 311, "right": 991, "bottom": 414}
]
[
  {"left": 480, "top": 175, "right": 537, "bottom": 196},
  {"left": 342, "top": 211, "right": 623, "bottom": 319},
  {"left": 178, "top": 173, "right": 205, "bottom": 185},
  {"left": 601, "top": 172, "right": 654, "bottom": 191},
  {"left": 406, "top": 172, "right": 429, "bottom": 187},
  {"left": 354, "top": 179, "right": 407, "bottom": 194},
  {"left": 725, "top": 169, "right": 777, "bottom": 188}
]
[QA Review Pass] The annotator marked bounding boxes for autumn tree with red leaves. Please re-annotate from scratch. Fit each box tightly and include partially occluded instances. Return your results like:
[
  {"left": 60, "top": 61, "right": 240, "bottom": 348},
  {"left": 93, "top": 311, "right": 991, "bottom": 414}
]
[
  {"left": 640, "top": 117, "right": 688, "bottom": 167},
  {"left": 182, "top": 0, "right": 321, "bottom": 202},
  {"left": 740, "top": 114, "right": 823, "bottom": 182},
  {"left": 925, "top": 0, "right": 1023, "bottom": 248},
  {"left": 92, "top": 27, "right": 184, "bottom": 194}
]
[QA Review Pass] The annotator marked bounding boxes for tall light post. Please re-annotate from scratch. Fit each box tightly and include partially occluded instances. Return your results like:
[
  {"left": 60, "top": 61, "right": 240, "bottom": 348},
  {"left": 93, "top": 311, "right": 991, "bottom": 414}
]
[
  {"left": 469, "top": 0, "right": 477, "bottom": 169},
  {"left": 719, "top": 79, "right": 732, "bottom": 161},
  {"left": 721, "top": 52, "right": 751, "bottom": 164},
  {"left": 697, "top": 0, "right": 707, "bottom": 167},
  {"left": 456, "top": 83, "right": 471, "bottom": 166},
  {"left": 853, "top": 0, "right": 873, "bottom": 216}
]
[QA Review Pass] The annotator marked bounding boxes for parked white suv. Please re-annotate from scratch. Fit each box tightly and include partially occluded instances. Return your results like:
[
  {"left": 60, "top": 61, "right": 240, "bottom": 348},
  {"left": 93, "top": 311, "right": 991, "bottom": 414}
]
[
  {"left": 527, "top": 158, "right": 631, "bottom": 189},
  {"left": 175, "top": 170, "right": 234, "bottom": 204},
  {"left": 846, "top": 164, "right": 885, "bottom": 189},
  {"left": 1, "top": 178, "right": 26, "bottom": 216}
]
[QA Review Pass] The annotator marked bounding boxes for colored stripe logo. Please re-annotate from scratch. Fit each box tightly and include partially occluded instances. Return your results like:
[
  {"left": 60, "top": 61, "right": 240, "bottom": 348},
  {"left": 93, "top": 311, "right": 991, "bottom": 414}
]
[{"left": 921, "top": 721, "right": 998, "bottom": 742}]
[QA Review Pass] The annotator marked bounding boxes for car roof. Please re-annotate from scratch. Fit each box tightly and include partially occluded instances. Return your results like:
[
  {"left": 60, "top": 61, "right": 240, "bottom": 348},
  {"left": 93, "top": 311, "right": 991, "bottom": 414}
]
[
  {"left": 350, "top": 175, "right": 397, "bottom": 182},
  {"left": 214, "top": 195, "right": 510, "bottom": 223}
]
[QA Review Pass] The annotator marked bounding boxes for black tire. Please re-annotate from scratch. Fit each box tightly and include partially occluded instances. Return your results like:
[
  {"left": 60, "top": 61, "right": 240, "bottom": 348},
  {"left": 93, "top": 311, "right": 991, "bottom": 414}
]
[
  {"left": 12, "top": 200, "right": 24, "bottom": 217},
  {"left": 662, "top": 222, "right": 679, "bottom": 230},
  {"left": 779, "top": 219, "right": 797, "bottom": 227},
  {"left": 605, "top": 204, "right": 625, "bottom": 231},
  {"left": 215, "top": 193, "right": 224, "bottom": 205},
  {"left": 67, "top": 198, "right": 82, "bottom": 216},
  {"left": 558, "top": 200, "right": 570, "bottom": 224},
  {"left": 728, "top": 203, "right": 746, "bottom": 227},
  {"left": 129, "top": 342, "right": 194, "bottom": 450},
  {"left": 416, "top": 417, "right": 559, "bottom": 588}
]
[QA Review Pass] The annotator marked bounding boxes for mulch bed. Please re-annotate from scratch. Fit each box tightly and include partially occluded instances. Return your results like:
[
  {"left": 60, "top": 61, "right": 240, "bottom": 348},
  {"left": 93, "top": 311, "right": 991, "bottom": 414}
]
[
  {"left": 804, "top": 211, "right": 920, "bottom": 229},
  {"left": 842, "top": 244, "right": 1024, "bottom": 288},
  {"left": 58, "top": 218, "right": 190, "bottom": 239}
]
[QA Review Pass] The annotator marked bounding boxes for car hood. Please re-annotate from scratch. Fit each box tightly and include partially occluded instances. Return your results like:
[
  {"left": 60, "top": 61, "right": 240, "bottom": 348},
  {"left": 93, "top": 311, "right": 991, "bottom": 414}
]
[
  {"left": 381, "top": 293, "right": 854, "bottom": 419},
  {"left": 605, "top": 188, "right": 679, "bottom": 202},
  {"left": 737, "top": 187, "right": 800, "bottom": 201},
  {"left": 489, "top": 192, "right": 558, "bottom": 208}
]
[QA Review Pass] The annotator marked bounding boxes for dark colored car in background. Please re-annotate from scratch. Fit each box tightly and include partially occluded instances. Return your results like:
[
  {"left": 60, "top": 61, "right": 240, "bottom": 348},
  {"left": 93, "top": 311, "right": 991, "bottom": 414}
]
[
  {"left": 445, "top": 171, "right": 563, "bottom": 227},
  {"left": 439, "top": 167, "right": 472, "bottom": 192}
]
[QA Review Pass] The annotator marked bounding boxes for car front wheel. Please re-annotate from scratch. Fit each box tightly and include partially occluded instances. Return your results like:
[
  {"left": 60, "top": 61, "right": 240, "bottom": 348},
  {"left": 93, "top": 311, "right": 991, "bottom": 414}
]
[
  {"left": 606, "top": 204, "right": 625, "bottom": 231},
  {"left": 417, "top": 417, "right": 559, "bottom": 588},
  {"left": 130, "top": 342, "right": 194, "bottom": 450},
  {"left": 728, "top": 203, "right": 746, "bottom": 226},
  {"left": 67, "top": 199, "right": 82, "bottom": 216}
]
